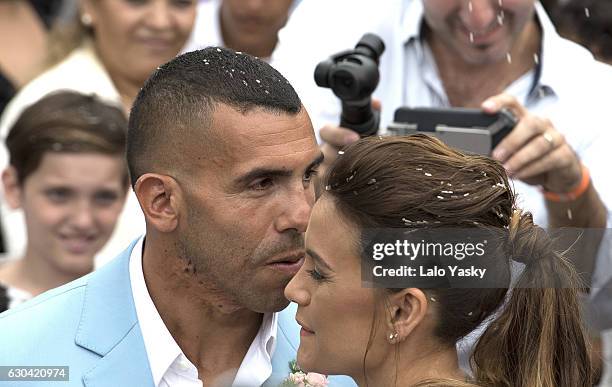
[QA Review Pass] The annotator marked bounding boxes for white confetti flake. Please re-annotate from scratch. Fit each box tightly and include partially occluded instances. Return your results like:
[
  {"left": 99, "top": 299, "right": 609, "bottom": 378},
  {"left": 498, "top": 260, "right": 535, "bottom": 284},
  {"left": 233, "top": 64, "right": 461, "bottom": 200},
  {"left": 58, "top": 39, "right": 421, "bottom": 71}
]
[{"left": 497, "top": 13, "right": 504, "bottom": 25}]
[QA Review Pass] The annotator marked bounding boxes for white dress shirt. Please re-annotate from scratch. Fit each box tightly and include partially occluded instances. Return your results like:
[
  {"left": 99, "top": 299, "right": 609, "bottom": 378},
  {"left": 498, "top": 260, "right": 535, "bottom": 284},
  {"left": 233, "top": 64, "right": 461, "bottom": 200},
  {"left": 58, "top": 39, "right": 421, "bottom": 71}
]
[
  {"left": 129, "top": 237, "right": 278, "bottom": 387},
  {"left": 183, "top": 0, "right": 224, "bottom": 53},
  {"left": 182, "top": 0, "right": 301, "bottom": 64}
]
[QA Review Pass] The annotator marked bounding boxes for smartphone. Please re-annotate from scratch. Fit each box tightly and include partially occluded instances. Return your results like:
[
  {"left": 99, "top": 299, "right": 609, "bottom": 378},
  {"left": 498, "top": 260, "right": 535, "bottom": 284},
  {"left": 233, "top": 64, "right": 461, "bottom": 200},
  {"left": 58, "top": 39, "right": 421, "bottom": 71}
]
[{"left": 387, "top": 107, "right": 517, "bottom": 155}]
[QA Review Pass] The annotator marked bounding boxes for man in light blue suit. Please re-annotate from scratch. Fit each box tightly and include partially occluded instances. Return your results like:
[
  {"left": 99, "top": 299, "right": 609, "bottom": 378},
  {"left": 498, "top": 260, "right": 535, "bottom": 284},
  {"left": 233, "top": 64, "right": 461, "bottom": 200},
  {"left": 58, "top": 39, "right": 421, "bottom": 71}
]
[{"left": 0, "top": 47, "right": 355, "bottom": 387}]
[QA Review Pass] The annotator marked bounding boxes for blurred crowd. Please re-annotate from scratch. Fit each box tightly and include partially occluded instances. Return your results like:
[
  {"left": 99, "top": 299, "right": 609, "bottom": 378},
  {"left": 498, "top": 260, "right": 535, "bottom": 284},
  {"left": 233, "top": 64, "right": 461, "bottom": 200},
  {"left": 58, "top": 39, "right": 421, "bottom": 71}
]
[{"left": 1, "top": 0, "right": 612, "bottom": 385}]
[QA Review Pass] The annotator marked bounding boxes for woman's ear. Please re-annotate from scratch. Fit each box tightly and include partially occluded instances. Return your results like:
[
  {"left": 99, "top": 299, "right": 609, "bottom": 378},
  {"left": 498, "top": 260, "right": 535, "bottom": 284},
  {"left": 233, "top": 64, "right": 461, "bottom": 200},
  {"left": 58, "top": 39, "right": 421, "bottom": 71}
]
[
  {"left": 134, "top": 173, "right": 181, "bottom": 233},
  {"left": 385, "top": 288, "right": 429, "bottom": 343},
  {"left": 79, "top": 0, "right": 97, "bottom": 26},
  {"left": 2, "top": 167, "right": 23, "bottom": 210}
]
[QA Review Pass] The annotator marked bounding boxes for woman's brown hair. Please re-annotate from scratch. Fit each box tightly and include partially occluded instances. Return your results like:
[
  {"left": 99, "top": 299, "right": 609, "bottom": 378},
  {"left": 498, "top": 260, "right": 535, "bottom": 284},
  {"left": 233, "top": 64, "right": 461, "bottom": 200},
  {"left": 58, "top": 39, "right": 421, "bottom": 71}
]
[{"left": 323, "top": 134, "right": 592, "bottom": 387}]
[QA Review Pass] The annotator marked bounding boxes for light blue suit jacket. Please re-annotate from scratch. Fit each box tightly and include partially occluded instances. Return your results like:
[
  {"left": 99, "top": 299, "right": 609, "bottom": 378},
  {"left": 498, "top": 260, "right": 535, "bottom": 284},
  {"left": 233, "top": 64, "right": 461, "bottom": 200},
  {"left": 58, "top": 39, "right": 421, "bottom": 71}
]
[{"left": 0, "top": 240, "right": 356, "bottom": 387}]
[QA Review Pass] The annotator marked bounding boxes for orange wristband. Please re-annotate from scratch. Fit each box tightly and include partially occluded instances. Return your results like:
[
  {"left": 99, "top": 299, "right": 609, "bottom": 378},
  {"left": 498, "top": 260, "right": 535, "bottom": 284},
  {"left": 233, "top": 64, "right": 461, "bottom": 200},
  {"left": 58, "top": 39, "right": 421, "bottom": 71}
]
[{"left": 542, "top": 164, "right": 590, "bottom": 202}]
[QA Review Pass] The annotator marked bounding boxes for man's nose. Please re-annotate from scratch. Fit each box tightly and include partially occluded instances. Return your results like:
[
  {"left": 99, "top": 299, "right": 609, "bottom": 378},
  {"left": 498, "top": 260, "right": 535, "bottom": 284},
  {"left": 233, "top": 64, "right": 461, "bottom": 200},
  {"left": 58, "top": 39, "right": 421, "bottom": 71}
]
[
  {"left": 274, "top": 184, "right": 314, "bottom": 234},
  {"left": 461, "top": 0, "right": 498, "bottom": 32}
]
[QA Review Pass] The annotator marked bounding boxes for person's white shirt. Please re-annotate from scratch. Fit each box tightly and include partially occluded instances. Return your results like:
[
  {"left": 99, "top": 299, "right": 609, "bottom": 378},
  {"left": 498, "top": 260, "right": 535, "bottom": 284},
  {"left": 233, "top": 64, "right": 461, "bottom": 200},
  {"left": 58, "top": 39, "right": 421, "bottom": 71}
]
[
  {"left": 183, "top": 0, "right": 224, "bottom": 53},
  {"left": 183, "top": 0, "right": 302, "bottom": 65},
  {"left": 0, "top": 41, "right": 145, "bottom": 268},
  {"left": 129, "top": 237, "right": 278, "bottom": 387}
]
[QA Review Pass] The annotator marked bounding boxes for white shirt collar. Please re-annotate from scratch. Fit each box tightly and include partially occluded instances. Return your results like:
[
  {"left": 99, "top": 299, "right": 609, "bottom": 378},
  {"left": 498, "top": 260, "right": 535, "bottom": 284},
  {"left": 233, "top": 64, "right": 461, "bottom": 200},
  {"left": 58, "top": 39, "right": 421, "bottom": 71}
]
[
  {"left": 129, "top": 237, "right": 278, "bottom": 387},
  {"left": 129, "top": 237, "right": 195, "bottom": 386},
  {"left": 401, "top": 1, "right": 565, "bottom": 101}
]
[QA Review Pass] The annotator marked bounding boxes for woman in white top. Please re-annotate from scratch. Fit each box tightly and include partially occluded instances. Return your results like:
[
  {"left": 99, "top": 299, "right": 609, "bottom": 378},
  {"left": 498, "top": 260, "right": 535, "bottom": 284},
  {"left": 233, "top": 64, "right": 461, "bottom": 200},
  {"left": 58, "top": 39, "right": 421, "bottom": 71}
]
[{"left": 0, "top": 0, "right": 197, "bottom": 264}]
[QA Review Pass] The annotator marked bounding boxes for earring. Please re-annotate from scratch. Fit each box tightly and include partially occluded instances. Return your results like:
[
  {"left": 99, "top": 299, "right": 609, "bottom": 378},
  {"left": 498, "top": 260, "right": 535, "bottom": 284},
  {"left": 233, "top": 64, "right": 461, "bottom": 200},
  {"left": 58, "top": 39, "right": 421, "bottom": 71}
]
[
  {"left": 81, "top": 13, "right": 92, "bottom": 26},
  {"left": 387, "top": 332, "right": 399, "bottom": 344}
]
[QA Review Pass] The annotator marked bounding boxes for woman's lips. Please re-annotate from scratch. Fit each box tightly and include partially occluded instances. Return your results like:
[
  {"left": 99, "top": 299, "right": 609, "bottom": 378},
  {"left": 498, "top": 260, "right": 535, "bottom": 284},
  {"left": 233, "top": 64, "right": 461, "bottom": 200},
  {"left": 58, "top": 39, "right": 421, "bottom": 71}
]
[
  {"left": 300, "top": 327, "right": 315, "bottom": 337},
  {"left": 297, "top": 318, "right": 315, "bottom": 336}
]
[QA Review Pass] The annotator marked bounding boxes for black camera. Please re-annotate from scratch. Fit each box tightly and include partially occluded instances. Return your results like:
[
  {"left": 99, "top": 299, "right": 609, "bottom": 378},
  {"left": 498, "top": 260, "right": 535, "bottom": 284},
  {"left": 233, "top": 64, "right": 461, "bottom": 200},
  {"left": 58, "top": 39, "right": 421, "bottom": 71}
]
[
  {"left": 314, "top": 33, "right": 517, "bottom": 155},
  {"left": 314, "top": 33, "right": 385, "bottom": 136},
  {"left": 388, "top": 107, "right": 517, "bottom": 156}
]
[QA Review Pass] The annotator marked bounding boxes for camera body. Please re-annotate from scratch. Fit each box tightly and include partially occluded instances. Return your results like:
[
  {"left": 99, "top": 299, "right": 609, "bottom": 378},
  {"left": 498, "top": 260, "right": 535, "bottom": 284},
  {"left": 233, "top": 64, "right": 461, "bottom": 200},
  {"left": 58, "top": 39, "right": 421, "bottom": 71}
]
[
  {"left": 388, "top": 108, "right": 517, "bottom": 156},
  {"left": 314, "top": 33, "right": 517, "bottom": 155},
  {"left": 314, "top": 33, "right": 385, "bottom": 136}
]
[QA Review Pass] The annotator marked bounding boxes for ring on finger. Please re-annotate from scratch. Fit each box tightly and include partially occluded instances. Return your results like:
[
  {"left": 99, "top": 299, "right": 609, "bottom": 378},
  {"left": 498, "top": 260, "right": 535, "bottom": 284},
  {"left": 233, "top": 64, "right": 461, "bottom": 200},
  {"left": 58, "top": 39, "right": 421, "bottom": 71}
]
[{"left": 542, "top": 131, "right": 555, "bottom": 149}]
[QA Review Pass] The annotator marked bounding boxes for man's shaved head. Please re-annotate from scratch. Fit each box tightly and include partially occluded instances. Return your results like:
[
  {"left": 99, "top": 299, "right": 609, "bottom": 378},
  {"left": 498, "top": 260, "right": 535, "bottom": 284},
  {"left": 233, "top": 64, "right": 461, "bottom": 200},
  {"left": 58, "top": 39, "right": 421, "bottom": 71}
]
[{"left": 127, "top": 46, "right": 302, "bottom": 186}]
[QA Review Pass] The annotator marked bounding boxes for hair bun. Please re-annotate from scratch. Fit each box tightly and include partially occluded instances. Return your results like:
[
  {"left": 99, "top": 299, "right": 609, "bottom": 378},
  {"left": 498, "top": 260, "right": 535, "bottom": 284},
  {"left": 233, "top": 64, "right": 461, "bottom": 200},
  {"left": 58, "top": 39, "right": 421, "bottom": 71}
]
[{"left": 506, "top": 210, "right": 552, "bottom": 265}]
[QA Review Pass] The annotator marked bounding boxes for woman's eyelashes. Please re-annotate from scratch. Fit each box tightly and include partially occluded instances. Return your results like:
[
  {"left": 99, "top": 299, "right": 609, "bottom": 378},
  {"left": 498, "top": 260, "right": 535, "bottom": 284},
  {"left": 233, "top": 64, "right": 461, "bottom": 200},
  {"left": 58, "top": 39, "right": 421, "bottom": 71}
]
[{"left": 307, "top": 267, "right": 331, "bottom": 283}]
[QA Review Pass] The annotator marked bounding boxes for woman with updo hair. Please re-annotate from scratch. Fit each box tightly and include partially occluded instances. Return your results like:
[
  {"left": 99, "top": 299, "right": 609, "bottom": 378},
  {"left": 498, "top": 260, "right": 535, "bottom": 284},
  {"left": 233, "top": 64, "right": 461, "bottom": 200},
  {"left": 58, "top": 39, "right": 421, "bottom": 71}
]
[
  {"left": 285, "top": 134, "right": 591, "bottom": 386},
  {"left": 0, "top": 91, "right": 128, "bottom": 312}
]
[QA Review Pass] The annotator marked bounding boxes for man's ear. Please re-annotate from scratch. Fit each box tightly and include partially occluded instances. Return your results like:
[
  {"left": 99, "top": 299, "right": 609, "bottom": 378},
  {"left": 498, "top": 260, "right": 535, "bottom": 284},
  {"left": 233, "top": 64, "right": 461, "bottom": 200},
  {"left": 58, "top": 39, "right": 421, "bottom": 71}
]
[
  {"left": 134, "top": 173, "right": 181, "bottom": 233},
  {"left": 2, "top": 167, "right": 23, "bottom": 210},
  {"left": 385, "top": 288, "right": 429, "bottom": 342}
]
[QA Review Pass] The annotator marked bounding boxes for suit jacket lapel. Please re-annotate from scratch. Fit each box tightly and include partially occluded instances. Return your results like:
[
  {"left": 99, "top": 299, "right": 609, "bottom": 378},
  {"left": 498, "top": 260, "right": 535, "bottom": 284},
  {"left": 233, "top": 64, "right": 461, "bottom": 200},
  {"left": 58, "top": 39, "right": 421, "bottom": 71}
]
[
  {"left": 75, "top": 239, "right": 154, "bottom": 386},
  {"left": 82, "top": 324, "right": 152, "bottom": 387}
]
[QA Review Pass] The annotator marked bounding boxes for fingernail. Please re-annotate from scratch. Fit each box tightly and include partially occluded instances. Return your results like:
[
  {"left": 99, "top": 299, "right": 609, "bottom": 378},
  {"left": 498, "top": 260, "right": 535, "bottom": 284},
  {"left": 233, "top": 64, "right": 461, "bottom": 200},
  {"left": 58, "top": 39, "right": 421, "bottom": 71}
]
[
  {"left": 344, "top": 132, "right": 360, "bottom": 143},
  {"left": 482, "top": 100, "right": 496, "bottom": 110},
  {"left": 503, "top": 163, "right": 512, "bottom": 174}
]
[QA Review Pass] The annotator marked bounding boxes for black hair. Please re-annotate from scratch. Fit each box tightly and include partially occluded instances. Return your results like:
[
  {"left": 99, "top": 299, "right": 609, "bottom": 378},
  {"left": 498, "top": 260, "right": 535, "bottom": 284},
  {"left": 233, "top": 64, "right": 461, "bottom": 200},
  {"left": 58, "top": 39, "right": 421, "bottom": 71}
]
[{"left": 127, "top": 46, "right": 302, "bottom": 186}]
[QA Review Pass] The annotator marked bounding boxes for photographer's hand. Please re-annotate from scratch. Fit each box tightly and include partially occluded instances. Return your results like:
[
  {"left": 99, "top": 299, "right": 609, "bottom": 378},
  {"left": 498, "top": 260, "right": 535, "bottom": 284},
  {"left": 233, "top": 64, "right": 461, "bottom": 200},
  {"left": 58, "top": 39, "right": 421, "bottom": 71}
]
[
  {"left": 320, "top": 126, "right": 360, "bottom": 172},
  {"left": 484, "top": 93, "right": 581, "bottom": 193},
  {"left": 483, "top": 93, "right": 606, "bottom": 285}
]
